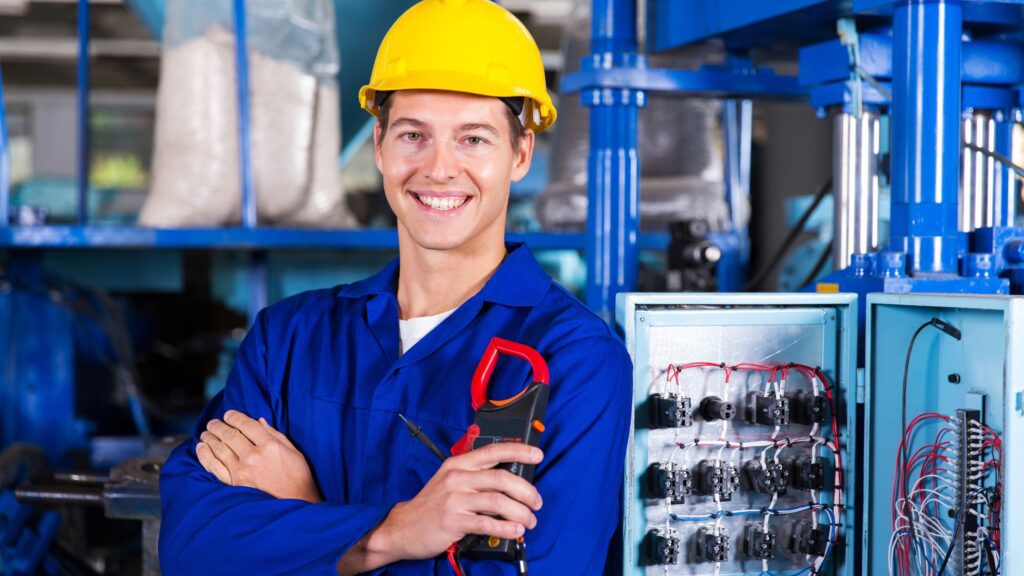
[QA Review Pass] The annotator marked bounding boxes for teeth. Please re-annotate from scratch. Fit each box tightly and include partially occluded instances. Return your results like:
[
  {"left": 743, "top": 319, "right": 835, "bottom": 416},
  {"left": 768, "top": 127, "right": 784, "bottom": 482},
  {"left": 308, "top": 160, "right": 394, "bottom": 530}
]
[{"left": 417, "top": 194, "right": 467, "bottom": 211}]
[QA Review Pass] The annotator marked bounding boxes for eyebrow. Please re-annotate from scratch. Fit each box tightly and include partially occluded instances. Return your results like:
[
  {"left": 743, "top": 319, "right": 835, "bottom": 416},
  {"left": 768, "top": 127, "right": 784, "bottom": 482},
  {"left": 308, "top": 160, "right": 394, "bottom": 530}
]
[
  {"left": 388, "top": 117, "right": 428, "bottom": 131},
  {"left": 459, "top": 123, "right": 500, "bottom": 136},
  {"left": 388, "top": 118, "right": 500, "bottom": 137}
]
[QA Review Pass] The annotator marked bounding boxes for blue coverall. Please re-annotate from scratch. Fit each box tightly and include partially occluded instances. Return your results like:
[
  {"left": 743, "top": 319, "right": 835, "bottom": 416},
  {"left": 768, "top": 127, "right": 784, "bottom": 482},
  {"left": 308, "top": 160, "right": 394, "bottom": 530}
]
[{"left": 159, "top": 243, "right": 633, "bottom": 575}]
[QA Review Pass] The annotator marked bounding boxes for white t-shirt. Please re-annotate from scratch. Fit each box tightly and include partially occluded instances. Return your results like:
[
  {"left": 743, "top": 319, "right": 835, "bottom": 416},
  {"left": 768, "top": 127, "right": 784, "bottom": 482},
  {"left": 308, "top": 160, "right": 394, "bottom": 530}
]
[{"left": 398, "top": 308, "right": 456, "bottom": 355}]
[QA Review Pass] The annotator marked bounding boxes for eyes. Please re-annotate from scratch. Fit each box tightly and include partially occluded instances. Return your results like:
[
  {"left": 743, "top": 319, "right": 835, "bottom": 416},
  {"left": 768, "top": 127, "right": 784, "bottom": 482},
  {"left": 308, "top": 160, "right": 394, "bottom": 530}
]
[{"left": 398, "top": 132, "right": 490, "bottom": 147}]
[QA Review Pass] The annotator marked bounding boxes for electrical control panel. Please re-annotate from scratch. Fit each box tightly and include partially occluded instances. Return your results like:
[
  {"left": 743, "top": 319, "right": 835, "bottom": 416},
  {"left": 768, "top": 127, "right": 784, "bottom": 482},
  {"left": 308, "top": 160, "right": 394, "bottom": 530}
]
[
  {"left": 617, "top": 293, "right": 857, "bottom": 576},
  {"left": 865, "top": 294, "right": 1021, "bottom": 576}
]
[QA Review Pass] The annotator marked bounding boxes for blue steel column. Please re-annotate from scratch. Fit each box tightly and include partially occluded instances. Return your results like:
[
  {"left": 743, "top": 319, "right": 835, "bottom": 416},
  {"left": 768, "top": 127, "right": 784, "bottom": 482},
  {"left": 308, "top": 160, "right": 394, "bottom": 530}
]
[
  {"left": 889, "top": 0, "right": 963, "bottom": 274},
  {"left": 584, "top": 0, "right": 643, "bottom": 319},
  {"left": 233, "top": 0, "right": 257, "bottom": 229},
  {"left": 76, "top": 0, "right": 90, "bottom": 224},
  {"left": 0, "top": 62, "right": 9, "bottom": 227}
]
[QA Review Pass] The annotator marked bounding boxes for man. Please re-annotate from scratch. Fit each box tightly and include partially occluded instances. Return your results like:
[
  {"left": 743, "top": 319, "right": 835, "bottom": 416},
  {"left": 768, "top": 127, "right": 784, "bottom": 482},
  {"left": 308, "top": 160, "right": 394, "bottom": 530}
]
[{"left": 158, "top": 1, "right": 632, "bottom": 574}]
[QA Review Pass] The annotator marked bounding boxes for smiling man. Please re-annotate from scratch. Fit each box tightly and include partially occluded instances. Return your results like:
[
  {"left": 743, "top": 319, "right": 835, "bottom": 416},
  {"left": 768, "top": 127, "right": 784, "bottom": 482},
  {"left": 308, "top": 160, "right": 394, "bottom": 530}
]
[{"left": 158, "top": 1, "right": 632, "bottom": 574}]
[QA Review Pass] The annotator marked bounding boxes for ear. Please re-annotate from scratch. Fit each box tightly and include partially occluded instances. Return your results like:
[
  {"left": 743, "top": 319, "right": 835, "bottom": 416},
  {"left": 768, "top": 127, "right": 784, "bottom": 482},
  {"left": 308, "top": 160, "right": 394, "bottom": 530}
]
[
  {"left": 509, "top": 130, "right": 535, "bottom": 183},
  {"left": 373, "top": 121, "right": 384, "bottom": 174}
]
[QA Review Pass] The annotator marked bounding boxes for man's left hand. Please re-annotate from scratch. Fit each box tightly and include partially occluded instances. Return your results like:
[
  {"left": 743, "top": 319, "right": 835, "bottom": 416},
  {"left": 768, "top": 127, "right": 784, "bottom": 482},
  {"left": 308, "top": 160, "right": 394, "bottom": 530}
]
[{"left": 196, "top": 410, "right": 323, "bottom": 504}]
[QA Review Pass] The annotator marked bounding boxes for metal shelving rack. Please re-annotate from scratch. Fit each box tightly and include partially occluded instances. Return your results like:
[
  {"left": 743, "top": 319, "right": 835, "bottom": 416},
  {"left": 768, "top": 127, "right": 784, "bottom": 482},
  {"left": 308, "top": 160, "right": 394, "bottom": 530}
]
[{"left": 0, "top": 0, "right": 677, "bottom": 320}]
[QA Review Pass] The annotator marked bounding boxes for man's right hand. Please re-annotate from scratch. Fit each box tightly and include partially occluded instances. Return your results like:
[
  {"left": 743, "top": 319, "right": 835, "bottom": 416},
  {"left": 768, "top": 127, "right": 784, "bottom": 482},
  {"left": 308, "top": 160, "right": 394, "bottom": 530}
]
[{"left": 338, "top": 442, "right": 544, "bottom": 574}]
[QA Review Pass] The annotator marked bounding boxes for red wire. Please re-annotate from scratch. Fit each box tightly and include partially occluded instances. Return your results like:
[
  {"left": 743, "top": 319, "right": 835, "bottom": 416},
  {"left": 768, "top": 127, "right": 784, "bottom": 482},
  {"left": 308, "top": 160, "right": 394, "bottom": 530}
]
[{"left": 446, "top": 544, "right": 464, "bottom": 576}]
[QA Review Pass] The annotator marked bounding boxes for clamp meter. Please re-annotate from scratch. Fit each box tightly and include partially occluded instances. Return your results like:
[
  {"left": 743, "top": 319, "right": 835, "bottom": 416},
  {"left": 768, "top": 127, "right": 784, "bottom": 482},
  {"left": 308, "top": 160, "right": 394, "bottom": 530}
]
[{"left": 451, "top": 337, "right": 550, "bottom": 560}]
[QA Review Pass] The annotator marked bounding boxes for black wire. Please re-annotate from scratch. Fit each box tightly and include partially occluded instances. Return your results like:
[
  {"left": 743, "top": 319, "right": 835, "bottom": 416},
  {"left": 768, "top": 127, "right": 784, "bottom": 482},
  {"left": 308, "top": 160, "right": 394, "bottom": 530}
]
[
  {"left": 937, "top": 488, "right": 990, "bottom": 575},
  {"left": 983, "top": 535, "right": 998, "bottom": 576},
  {"left": 900, "top": 320, "right": 940, "bottom": 562},
  {"left": 798, "top": 239, "right": 834, "bottom": 289},
  {"left": 963, "top": 142, "right": 1024, "bottom": 181},
  {"left": 743, "top": 177, "right": 833, "bottom": 291}
]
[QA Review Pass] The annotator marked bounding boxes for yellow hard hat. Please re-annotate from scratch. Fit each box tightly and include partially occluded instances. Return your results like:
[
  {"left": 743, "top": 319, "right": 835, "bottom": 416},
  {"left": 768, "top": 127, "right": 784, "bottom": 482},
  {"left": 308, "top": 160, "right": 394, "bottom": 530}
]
[{"left": 359, "top": 0, "right": 557, "bottom": 132}]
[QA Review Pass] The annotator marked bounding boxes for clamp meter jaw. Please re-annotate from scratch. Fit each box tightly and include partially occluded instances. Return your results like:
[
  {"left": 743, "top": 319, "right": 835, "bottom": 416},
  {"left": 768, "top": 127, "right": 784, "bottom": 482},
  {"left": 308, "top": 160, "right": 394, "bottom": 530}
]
[{"left": 454, "top": 337, "right": 550, "bottom": 560}]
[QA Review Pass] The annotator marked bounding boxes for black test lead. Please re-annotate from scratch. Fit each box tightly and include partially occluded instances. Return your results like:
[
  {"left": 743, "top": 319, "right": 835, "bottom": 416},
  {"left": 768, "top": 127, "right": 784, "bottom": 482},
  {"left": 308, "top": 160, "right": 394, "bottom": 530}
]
[{"left": 398, "top": 413, "right": 448, "bottom": 462}]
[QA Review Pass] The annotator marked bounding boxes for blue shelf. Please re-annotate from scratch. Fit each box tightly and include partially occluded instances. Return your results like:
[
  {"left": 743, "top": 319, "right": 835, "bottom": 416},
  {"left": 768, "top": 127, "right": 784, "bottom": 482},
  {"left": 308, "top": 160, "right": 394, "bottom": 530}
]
[
  {"left": 0, "top": 226, "right": 670, "bottom": 252},
  {"left": 0, "top": 226, "right": 596, "bottom": 251}
]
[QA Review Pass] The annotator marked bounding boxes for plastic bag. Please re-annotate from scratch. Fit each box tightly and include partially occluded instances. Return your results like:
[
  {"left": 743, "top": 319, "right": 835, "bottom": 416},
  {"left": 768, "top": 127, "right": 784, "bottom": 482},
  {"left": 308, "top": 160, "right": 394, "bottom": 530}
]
[
  {"left": 536, "top": 0, "right": 733, "bottom": 233},
  {"left": 141, "top": 0, "right": 352, "bottom": 228}
]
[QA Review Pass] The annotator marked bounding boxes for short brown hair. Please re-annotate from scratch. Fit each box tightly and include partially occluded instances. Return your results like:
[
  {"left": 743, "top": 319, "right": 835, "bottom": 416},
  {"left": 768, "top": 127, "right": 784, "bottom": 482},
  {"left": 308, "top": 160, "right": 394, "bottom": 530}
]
[{"left": 376, "top": 94, "right": 527, "bottom": 151}]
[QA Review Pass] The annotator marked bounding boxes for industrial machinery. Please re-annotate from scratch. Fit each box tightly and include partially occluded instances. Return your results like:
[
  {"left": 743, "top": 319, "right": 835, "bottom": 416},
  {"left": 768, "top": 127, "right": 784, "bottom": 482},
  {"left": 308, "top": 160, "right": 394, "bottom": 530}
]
[
  {"left": 618, "top": 291, "right": 1020, "bottom": 575},
  {"left": 617, "top": 293, "right": 858, "bottom": 575},
  {"left": 864, "top": 293, "right": 1019, "bottom": 575},
  {"left": 2, "top": 0, "right": 1024, "bottom": 574},
  {"left": 562, "top": 0, "right": 1024, "bottom": 317}
]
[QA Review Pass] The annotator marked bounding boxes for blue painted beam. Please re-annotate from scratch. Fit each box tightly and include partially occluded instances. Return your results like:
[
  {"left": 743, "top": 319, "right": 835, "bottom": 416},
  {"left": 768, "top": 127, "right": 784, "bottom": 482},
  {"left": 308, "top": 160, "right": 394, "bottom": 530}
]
[
  {"left": 647, "top": 0, "right": 833, "bottom": 52},
  {"left": 0, "top": 227, "right": 607, "bottom": 251},
  {"left": 810, "top": 81, "right": 892, "bottom": 111},
  {"left": 562, "top": 65, "right": 803, "bottom": 99},
  {"left": 800, "top": 35, "right": 1024, "bottom": 87}
]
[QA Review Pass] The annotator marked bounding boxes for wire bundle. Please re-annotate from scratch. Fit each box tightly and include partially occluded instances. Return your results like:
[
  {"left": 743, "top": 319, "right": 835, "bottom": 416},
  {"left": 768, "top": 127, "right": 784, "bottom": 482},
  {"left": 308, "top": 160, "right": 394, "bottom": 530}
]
[
  {"left": 888, "top": 413, "right": 1002, "bottom": 575},
  {"left": 659, "top": 362, "right": 844, "bottom": 575}
]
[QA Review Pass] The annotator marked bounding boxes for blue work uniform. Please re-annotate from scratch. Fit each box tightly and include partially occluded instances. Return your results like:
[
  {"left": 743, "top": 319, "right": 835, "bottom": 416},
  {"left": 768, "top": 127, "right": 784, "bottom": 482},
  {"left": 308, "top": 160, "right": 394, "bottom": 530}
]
[{"left": 159, "top": 243, "right": 632, "bottom": 575}]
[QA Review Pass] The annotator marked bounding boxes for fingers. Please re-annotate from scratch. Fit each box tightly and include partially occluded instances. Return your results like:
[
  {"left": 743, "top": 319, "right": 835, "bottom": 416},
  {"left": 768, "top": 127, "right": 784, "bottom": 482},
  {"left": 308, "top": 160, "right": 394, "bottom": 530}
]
[
  {"left": 195, "top": 441, "right": 232, "bottom": 485},
  {"left": 466, "top": 514, "right": 529, "bottom": 541},
  {"left": 200, "top": 429, "right": 241, "bottom": 468},
  {"left": 259, "top": 417, "right": 296, "bottom": 448},
  {"left": 445, "top": 468, "right": 542, "bottom": 511},
  {"left": 223, "top": 410, "right": 274, "bottom": 445},
  {"left": 207, "top": 418, "right": 254, "bottom": 457},
  {"left": 459, "top": 491, "right": 537, "bottom": 531},
  {"left": 453, "top": 442, "right": 543, "bottom": 472}
]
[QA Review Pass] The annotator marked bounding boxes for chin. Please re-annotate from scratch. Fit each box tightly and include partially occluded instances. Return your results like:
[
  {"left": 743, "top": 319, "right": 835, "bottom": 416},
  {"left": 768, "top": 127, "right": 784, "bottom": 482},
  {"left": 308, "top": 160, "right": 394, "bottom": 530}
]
[{"left": 404, "top": 230, "right": 473, "bottom": 252}]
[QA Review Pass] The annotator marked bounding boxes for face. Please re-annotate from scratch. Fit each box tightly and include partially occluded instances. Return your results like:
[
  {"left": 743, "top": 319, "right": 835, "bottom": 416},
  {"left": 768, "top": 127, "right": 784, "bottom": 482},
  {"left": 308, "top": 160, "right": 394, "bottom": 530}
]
[{"left": 374, "top": 90, "right": 534, "bottom": 255}]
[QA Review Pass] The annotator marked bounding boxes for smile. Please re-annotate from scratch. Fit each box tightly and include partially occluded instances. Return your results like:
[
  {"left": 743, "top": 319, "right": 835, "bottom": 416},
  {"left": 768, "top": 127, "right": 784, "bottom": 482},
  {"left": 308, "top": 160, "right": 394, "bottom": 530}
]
[{"left": 414, "top": 193, "right": 470, "bottom": 212}]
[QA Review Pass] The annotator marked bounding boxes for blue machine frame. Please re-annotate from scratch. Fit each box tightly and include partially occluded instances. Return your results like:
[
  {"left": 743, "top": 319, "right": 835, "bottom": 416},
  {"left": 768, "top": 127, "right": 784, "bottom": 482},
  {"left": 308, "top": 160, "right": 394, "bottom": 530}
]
[
  {"left": 864, "top": 292, "right": 1023, "bottom": 574},
  {"left": 616, "top": 292, "right": 859, "bottom": 575},
  {"left": 561, "top": 0, "right": 1024, "bottom": 321}
]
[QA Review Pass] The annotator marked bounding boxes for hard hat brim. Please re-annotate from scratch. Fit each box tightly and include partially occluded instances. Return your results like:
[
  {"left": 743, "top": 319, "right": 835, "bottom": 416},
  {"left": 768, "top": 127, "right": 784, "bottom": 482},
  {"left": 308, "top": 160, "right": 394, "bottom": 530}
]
[{"left": 359, "top": 69, "right": 556, "bottom": 132}]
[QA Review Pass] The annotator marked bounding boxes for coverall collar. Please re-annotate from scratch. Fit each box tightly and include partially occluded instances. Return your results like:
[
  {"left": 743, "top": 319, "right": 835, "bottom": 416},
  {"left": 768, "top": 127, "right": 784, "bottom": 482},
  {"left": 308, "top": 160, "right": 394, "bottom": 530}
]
[{"left": 335, "top": 242, "right": 551, "bottom": 307}]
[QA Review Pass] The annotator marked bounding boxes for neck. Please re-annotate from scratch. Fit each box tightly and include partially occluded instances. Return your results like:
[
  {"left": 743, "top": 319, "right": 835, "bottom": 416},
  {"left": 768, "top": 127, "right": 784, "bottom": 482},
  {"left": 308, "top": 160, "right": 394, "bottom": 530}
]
[{"left": 395, "top": 231, "right": 507, "bottom": 320}]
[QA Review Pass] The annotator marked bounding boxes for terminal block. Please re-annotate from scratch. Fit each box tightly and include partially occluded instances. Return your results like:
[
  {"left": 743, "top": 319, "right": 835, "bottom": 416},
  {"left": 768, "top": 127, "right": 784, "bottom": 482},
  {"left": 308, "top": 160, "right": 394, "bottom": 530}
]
[
  {"left": 695, "top": 460, "right": 739, "bottom": 501},
  {"left": 648, "top": 393, "right": 692, "bottom": 429},
  {"left": 745, "top": 524, "right": 777, "bottom": 560},
  {"left": 790, "top": 522, "right": 827, "bottom": 556},
  {"left": 645, "top": 462, "right": 692, "bottom": 504},
  {"left": 744, "top": 459, "right": 790, "bottom": 495},
  {"left": 695, "top": 527, "right": 730, "bottom": 563},
  {"left": 699, "top": 395, "right": 736, "bottom": 421},
  {"left": 745, "top": 392, "right": 790, "bottom": 426},
  {"left": 791, "top": 456, "right": 825, "bottom": 491},
  {"left": 788, "top": 390, "right": 827, "bottom": 425},
  {"left": 644, "top": 528, "right": 680, "bottom": 565}
]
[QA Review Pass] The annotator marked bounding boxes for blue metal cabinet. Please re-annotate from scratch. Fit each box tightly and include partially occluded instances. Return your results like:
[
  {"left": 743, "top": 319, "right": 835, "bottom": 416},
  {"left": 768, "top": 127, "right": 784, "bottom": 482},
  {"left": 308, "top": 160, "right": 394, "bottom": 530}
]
[
  {"left": 864, "top": 293, "right": 1023, "bottom": 574},
  {"left": 616, "top": 293, "right": 858, "bottom": 575}
]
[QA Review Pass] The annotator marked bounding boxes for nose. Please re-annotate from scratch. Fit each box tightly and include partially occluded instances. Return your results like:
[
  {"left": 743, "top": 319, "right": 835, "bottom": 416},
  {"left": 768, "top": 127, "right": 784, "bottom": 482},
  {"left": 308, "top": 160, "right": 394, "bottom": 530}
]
[{"left": 423, "top": 141, "right": 459, "bottom": 183}]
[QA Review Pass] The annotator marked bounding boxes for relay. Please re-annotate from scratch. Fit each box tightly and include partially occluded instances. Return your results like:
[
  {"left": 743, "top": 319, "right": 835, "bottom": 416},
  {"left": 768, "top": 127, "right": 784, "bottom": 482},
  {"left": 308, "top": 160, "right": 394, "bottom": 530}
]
[
  {"left": 649, "top": 393, "right": 693, "bottom": 428},
  {"left": 695, "top": 527, "right": 730, "bottom": 563}
]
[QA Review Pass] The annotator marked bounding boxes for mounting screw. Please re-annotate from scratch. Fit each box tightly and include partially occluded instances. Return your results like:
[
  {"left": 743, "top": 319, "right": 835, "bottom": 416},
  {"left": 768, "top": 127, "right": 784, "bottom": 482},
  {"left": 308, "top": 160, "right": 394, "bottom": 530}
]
[{"left": 947, "top": 373, "right": 961, "bottom": 385}]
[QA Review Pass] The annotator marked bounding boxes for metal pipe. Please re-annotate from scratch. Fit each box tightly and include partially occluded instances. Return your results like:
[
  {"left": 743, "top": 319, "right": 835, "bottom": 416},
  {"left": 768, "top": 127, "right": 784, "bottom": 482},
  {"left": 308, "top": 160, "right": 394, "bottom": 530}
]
[
  {"left": 832, "top": 110, "right": 881, "bottom": 270},
  {"left": 960, "top": 111, "right": 998, "bottom": 231},
  {"left": 15, "top": 485, "right": 104, "bottom": 506},
  {"left": 889, "top": 0, "right": 963, "bottom": 274},
  {"left": 994, "top": 114, "right": 1019, "bottom": 227},
  {"left": 76, "top": 0, "right": 90, "bottom": 225},
  {"left": 234, "top": 0, "right": 256, "bottom": 228},
  {"left": 723, "top": 99, "right": 753, "bottom": 234},
  {"left": 585, "top": 0, "right": 641, "bottom": 320}
]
